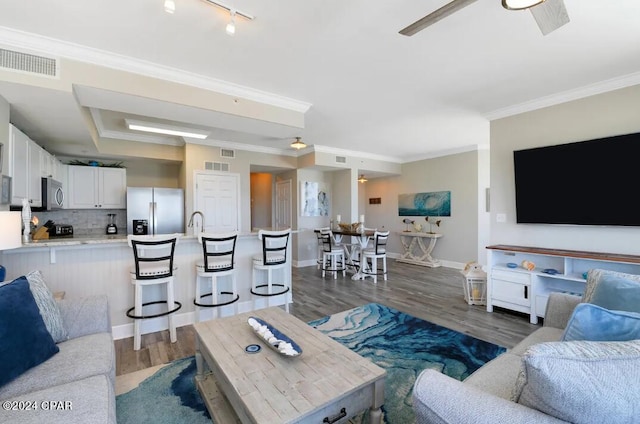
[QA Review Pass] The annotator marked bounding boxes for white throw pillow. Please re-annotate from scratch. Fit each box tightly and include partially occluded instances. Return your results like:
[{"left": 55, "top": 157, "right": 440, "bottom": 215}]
[
  {"left": 25, "top": 270, "right": 68, "bottom": 343},
  {"left": 512, "top": 340, "right": 640, "bottom": 423}
]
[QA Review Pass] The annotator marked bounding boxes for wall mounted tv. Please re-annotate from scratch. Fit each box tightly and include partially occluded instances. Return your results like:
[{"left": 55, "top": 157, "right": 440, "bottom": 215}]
[{"left": 513, "top": 132, "right": 640, "bottom": 226}]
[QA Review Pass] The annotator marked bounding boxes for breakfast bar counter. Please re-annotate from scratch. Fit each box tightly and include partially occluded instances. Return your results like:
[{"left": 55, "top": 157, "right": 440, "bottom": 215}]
[{"left": 2, "top": 232, "right": 292, "bottom": 340}]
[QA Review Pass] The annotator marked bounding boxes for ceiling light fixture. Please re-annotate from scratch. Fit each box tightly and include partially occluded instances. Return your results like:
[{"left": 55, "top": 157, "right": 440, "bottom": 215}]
[
  {"left": 501, "top": 0, "right": 545, "bottom": 10},
  {"left": 226, "top": 10, "right": 236, "bottom": 36},
  {"left": 164, "top": 0, "right": 176, "bottom": 14},
  {"left": 290, "top": 137, "right": 307, "bottom": 150},
  {"left": 202, "top": 0, "right": 254, "bottom": 21},
  {"left": 125, "top": 119, "right": 209, "bottom": 139},
  {"left": 358, "top": 174, "right": 368, "bottom": 183}
]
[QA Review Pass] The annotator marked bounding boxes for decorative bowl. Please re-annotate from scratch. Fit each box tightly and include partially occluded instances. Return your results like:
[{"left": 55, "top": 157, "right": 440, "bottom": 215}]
[
  {"left": 247, "top": 317, "right": 302, "bottom": 357},
  {"left": 506, "top": 263, "right": 517, "bottom": 268}
]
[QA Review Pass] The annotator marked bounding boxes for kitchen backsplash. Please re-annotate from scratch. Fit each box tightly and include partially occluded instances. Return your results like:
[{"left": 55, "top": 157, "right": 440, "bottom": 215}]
[{"left": 34, "top": 209, "right": 128, "bottom": 236}]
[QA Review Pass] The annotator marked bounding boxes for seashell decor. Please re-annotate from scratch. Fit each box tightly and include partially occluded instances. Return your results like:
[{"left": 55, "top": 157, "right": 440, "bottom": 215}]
[{"left": 247, "top": 317, "right": 302, "bottom": 357}]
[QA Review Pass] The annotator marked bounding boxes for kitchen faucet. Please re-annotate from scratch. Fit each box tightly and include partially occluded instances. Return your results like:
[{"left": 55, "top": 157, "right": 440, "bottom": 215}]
[{"left": 188, "top": 211, "right": 205, "bottom": 233}]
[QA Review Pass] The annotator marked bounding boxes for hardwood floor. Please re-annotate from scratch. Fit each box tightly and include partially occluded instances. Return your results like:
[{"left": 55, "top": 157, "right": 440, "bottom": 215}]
[{"left": 115, "top": 261, "right": 540, "bottom": 376}]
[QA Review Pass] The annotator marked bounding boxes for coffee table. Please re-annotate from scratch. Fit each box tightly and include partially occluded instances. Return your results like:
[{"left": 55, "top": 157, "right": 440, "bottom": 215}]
[{"left": 194, "top": 307, "right": 386, "bottom": 424}]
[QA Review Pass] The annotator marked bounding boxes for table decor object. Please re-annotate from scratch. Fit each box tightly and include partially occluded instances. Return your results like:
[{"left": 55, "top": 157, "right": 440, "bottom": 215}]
[{"left": 247, "top": 316, "right": 302, "bottom": 357}]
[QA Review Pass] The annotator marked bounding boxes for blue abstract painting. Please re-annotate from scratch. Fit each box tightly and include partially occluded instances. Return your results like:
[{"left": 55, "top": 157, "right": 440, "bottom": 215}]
[{"left": 398, "top": 191, "right": 451, "bottom": 216}]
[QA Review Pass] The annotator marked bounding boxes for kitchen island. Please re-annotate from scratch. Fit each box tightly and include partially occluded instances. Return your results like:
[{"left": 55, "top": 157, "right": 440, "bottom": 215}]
[{"left": 2, "top": 233, "right": 292, "bottom": 340}]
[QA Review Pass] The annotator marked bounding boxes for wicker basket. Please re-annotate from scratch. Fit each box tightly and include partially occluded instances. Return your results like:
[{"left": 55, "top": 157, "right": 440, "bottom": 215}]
[{"left": 338, "top": 222, "right": 361, "bottom": 232}]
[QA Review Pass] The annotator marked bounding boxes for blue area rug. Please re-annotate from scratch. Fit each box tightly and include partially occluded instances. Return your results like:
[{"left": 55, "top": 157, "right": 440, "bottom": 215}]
[
  {"left": 116, "top": 303, "right": 505, "bottom": 424},
  {"left": 309, "top": 303, "right": 506, "bottom": 423}
]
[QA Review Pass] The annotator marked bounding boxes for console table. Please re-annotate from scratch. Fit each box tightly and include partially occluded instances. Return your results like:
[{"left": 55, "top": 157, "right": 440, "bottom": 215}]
[
  {"left": 396, "top": 232, "right": 442, "bottom": 268},
  {"left": 487, "top": 245, "right": 640, "bottom": 324}
]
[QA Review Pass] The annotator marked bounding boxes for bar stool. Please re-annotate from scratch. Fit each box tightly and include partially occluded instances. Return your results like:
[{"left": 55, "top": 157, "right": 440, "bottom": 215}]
[
  {"left": 361, "top": 230, "right": 390, "bottom": 284},
  {"left": 320, "top": 229, "right": 346, "bottom": 279},
  {"left": 314, "top": 227, "right": 330, "bottom": 269},
  {"left": 195, "top": 231, "right": 239, "bottom": 322},
  {"left": 251, "top": 229, "right": 291, "bottom": 312},
  {"left": 126, "top": 234, "right": 181, "bottom": 351}
]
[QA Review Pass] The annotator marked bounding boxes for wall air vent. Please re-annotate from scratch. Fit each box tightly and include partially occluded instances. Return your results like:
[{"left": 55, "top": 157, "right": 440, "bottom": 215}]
[
  {"left": 205, "top": 161, "right": 230, "bottom": 172},
  {"left": 220, "top": 148, "right": 235, "bottom": 158},
  {"left": 335, "top": 156, "right": 347, "bottom": 164},
  {"left": 0, "top": 48, "right": 58, "bottom": 77}
]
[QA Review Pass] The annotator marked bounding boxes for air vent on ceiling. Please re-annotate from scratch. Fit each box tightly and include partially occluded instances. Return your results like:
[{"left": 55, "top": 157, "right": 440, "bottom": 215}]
[
  {"left": 220, "top": 148, "right": 235, "bottom": 158},
  {"left": 0, "top": 48, "right": 58, "bottom": 77},
  {"left": 335, "top": 156, "right": 347, "bottom": 164},
  {"left": 205, "top": 161, "right": 230, "bottom": 172}
]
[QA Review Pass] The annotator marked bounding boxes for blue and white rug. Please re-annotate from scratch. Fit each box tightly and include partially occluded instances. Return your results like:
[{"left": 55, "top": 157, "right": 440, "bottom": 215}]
[
  {"left": 309, "top": 303, "right": 506, "bottom": 423},
  {"left": 116, "top": 303, "right": 505, "bottom": 424}
]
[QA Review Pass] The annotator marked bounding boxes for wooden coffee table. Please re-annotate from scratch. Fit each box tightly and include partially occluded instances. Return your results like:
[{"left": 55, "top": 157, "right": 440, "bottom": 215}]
[{"left": 194, "top": 307, "right": 386, "bottom": 424}]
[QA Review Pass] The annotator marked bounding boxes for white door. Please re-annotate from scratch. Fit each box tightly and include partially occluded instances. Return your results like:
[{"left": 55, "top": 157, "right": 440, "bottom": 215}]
[
  {"left": 195, "top": 172, "right": 240, "bottom": 233},
  {"left": 275, "top": 179, "right": 292, "bottom": 229}
]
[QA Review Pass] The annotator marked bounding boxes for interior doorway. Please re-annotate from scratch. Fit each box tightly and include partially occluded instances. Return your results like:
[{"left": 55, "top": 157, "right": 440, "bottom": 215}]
[{"left": 250, "top": 173, "right": 273, "bottom": 230}]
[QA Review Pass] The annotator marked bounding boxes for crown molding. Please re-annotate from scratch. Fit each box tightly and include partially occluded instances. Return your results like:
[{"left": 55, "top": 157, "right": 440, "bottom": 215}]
[
  {"left": 311, "top": 144, "right": 404, "bottom": 163},
  {"left": 485, "top": 71, "right": 640, "bottom": 120},
  {"left": 0, "top": 26, "right": 312, "bottom": 114},
  {"left": 401, "top": 144, "right": 482, "bottom": 163},
  {"left": 186, "top": 138, "right": 300, "bottom": 157}
]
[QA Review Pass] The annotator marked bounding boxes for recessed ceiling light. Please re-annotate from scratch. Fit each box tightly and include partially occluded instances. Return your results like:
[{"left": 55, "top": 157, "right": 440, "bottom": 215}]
[{"left": 125, "top": 119, "right": 209, "bottom": 139}]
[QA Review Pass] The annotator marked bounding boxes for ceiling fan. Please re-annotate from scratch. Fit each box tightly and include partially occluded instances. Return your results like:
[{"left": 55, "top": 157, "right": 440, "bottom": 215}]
[{"left": 399, "top": 0, "right": 570, "bottom": 37}]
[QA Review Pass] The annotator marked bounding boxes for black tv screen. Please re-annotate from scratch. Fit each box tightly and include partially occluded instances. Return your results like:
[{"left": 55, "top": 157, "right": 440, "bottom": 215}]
[{"left": 513, "top": 132, "right": 640, "bottom": 226}]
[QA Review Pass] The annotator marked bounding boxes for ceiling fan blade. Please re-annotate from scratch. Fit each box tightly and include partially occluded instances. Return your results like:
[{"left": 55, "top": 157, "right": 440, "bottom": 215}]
[
  {"left": 529, "top": 0, "right": 570, "bottom": 35},
  {"left": 399, "top": 0, "right": 479, "bottom": 36}
]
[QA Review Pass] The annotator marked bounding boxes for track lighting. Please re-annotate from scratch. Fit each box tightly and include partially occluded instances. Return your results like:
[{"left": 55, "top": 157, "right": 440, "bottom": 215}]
[
  {"left": 226, "top": 11, "right": 236, "bottom": 36},
  {"left": 290, "top": 137, "right": 307, "bottom": 150},
  {"left": 164, "top": 0, "right": 176, "bottom": 14}
]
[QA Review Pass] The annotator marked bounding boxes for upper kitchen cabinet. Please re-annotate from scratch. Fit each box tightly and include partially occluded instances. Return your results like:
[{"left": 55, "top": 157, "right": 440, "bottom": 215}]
[
  {"left": 10, "top": 125, "right": 42, "bottom": 207},
  {"left": 67, "top": 165, "right": 126, "bottom": 209}
]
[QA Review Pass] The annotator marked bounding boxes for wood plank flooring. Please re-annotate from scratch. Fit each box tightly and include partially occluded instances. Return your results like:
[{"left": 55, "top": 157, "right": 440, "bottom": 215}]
[{"left": 115, "top": 261, "right": 540, "bottom": 376}]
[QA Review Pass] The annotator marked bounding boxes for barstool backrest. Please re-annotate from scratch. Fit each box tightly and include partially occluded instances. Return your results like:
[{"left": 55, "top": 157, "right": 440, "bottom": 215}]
[
  {"left": 372, "top": 231, "right": 390, "bottom": 255},
  {"left": 128, "top": 234, "right": 180, "bottom": 280},
  {"left": 319, "top": 229, "right": 335, "bottom": 252},
  {"left": 198, "top": 231, "right": 238, "bottom": 272},
  {"left": 258, "top": 229, "right": 291, "bottom": 266}
]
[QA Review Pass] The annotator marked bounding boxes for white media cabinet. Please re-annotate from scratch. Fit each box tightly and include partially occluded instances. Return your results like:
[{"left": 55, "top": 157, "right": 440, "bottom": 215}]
[{"left": 486, "top": 245, "right": 640, "bottom": 324}]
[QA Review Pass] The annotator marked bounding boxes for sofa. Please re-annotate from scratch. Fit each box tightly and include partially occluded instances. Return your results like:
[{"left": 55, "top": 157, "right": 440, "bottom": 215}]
[
  {"left": 0, "top": 271, "right": 115, "bottom": 424},
  {"left": 413, "top": 268, "right": 640, "bottom": 424}
]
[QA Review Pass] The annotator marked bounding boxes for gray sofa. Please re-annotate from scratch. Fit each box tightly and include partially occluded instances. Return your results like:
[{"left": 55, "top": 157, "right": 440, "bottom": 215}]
[
  {"left": 0, "top": 295, "right": 116, "bottom": 424},
  {"left": 413, "top": 291, "right": 580, "bottom": 423},
  {"left": 413, "top": 267, "right": 640, "bottom": 423}
]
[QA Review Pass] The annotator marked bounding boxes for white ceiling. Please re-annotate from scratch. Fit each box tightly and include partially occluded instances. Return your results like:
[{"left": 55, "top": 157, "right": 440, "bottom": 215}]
[{"left": 1, "top": 0, "right": 640, "bottom": 163}]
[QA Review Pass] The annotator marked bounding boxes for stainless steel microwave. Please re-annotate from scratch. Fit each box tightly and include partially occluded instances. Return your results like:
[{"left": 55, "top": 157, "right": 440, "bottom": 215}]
[{"left": 42, "top": 177, "right": 64, "bottom": 210}]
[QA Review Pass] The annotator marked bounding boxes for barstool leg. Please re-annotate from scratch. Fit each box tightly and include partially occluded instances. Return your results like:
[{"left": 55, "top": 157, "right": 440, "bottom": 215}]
[
  {"left": 285, "top": 266, "right": 290, "bottom": 313},
  {"left": 383, "top": 256, "right": 388, "bottom": 281},
  {"left": 134, "top": 282, "right": 142, "bottom": 351},
  {"left": 252, "top": 267, "right": 258, "bottom": 311},
  {"left": 167, "top": 280, "right": 177, "bottom": 343},
  {"left": 341, "top": 253, "right": 346, "bottom": 277},
  {"left": 232, "top": 272, "right": 239, "bottom": 316},
  {"left": 195, "top": 275, "right": 202, "bottom": 323},
  {"left": 372, "top": 258, "right": 378, "bottom": 284}
]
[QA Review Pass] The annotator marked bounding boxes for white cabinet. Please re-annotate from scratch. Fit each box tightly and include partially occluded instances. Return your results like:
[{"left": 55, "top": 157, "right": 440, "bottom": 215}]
[
  {"left": 487, "top": 245, "right": 640, "bottom": 324},
  {"left": 10, "top": 125, "right": 42, "bottom": 207},
  {"left": 67, "top": 166, "right": 126, "bottom": 209}
]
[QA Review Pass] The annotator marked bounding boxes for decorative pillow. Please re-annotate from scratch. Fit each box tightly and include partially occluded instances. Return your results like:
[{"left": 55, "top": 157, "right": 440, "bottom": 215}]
[
  {"left": 590, "top": 274, "right": 640, "bottom": 313},
  {"left": 25, "top": 270, "right": 68, "bottom": 343},
  {"left": 512, "top": 340, "right": 640, "bottom": 423},
  {"left": 0, "top": 277, "right": 60, "bottom": 387},
  {"left": 583, "top": 269, "right": 640, "bottom": 303},
  {"left": 561, "top": 303, "right": 640, "bottom": 342}
]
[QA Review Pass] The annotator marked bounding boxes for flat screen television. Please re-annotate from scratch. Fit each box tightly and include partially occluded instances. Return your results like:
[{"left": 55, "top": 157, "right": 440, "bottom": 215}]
[{"left": 513, "top": 132, "right": 640, "bottom": 226}]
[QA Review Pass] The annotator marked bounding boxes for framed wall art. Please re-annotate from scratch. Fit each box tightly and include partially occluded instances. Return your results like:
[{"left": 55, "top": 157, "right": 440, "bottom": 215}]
[
  {"left": 300, "top": 181, "right": 329, "bottom": 216},
  {"left": 398, "top": 191, "right": 451, "bottom": 217}
]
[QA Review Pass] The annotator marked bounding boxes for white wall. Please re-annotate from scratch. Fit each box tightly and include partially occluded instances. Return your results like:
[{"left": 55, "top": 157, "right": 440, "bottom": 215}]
[{"left": 490, "top": 84, "right": 640, "bottom": 255}]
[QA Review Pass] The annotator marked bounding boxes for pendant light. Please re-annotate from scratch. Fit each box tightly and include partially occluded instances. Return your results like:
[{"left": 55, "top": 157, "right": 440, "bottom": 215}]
[
  {"left": 291, "top": 137, "right": 307, "bottom": 150},
  {"left": 358, "top": 174, "right": 368, "bottom": 183},
  {"left": 502, "top": 0, "right": 545, "bottom": 10}
]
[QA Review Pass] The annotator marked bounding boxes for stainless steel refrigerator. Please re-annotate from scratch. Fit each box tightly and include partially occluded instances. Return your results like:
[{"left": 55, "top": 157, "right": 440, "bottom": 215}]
[{"left": 126, "top": 187, "right": 184, "bottom": 235}]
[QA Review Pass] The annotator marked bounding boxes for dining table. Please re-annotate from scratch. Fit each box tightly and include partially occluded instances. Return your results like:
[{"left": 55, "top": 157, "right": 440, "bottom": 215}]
[{"left": 331, "top": 228, "right": 376, "bottom": 280}]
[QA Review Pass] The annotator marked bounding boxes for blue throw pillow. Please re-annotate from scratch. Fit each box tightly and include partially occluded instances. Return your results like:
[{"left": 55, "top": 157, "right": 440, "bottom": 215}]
[
  {"left": 562, "top": 303, "right": 640, "bottom": 342},
  {"left": 0, "top": 277, "right": 59, "bottom": 387},
  {"left": 590, "top": 274, "right": 640, "bottom": 313}
]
